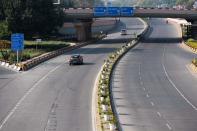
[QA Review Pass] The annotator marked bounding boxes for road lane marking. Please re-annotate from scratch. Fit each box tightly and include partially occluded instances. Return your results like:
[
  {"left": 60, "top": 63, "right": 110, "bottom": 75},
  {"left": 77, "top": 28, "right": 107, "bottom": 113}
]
[
  {"left": 139, "top": 76, "right": 142, "bottom": 81},
  {"left": 140, "top": 81, "right": 144, "bottom": 86},
  {"left": 0, "top": 63, "right": 63, "bottom": 130},
  {"left": 146, "top": 94, "right": 150, "bottom": 98},
  {"left": 166, "top": 123, "right": 172, "bottom": 130},
  {"left": 162, "top": 48, "right": 197, "bottom": 111},
  {"left": 157, "top": 112, "right": 161, "bottom": 117},
  {"left": 150, "top": 101, "right": 154, "bottom": 106}
]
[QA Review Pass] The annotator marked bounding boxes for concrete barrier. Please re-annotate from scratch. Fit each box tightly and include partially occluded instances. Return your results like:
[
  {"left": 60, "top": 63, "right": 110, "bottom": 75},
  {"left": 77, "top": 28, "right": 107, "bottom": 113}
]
[
  {"left": 95, "top": 18, "right": 150, "bottom": 131},
  {"left": 18, "top": 35, "right": 106, "bottom": 71}
]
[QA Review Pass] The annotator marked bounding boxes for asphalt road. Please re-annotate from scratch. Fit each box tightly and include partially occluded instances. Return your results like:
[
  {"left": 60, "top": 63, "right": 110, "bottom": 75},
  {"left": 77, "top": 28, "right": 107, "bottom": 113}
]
[
  {"left": 112, "top": 18, "right": 197, "bottom": 131},
  {"left": 0, "top": 18, "right": 145, "bottom": 131}
]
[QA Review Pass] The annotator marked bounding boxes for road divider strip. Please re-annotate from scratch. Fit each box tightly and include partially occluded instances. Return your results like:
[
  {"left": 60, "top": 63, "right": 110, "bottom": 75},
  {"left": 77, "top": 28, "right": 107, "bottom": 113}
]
[{"left": 94, "top": 19, "right": 149, "bottom": 131}]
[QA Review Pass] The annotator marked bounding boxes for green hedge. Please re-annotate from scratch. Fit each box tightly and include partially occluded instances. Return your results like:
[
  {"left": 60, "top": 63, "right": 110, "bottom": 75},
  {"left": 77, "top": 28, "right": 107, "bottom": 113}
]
[
  {"left": 192, "top": 58, "right": 197, "bottom": 66},
  {"left": 0, "top": 40, "right": 70, "bottom": 64},
  {"left": 186, "top": 39, "right": 197, "bottom": 49}
]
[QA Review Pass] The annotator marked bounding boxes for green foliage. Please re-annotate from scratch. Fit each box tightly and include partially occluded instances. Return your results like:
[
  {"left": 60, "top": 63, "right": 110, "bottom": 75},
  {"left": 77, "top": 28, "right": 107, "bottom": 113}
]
[
  {"left": 176, "top": 0, "right": 195, "bottom": 8},
  {"left": 0, "top": 21, "right": 11, "bottom": 39},
  {"left": 0, "top": 49, "right": 11, "bottom": 61},
  {"left": 186, "top": 38, "right": 197, "bottom": 49},
  {"left": 137, "top": 0, "right": 194, "bottom": 7},
  {"left": 1, "top": 0, "right": 64, "bottom": 37},
  {"left": 192, "top": 58, "right": 197, "bottom": 66}
]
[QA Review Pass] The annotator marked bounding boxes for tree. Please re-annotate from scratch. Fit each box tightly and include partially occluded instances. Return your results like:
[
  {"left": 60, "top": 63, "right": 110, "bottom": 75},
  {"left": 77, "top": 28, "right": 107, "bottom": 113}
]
[
  {"left": 0, "top": 21, "right": 10, "bottom": 39},
  {"left": 1, "top": 0, "right": 64, "bottom": 37}
]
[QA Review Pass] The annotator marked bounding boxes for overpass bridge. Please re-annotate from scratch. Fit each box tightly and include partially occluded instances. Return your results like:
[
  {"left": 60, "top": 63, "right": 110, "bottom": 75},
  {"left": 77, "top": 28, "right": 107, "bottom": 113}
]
[{"left": 64, "top": 7, "right": 197, "bottom": 41}]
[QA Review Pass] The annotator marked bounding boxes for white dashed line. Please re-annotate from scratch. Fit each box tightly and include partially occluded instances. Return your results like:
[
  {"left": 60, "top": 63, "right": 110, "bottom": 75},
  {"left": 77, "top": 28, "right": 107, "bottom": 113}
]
[
  {"left": 157, "top": 112, "right": 162, "bottom": 117},
  {"left": 143, "top": 87, "right": 146, "bottom": 91},
  {"left": 146, "top": 94, "right": 150, "bottom": 98},
  {"left": 140, "top": 81, "right": 144, "bottom": 86},
  {"left": 139, "top": 76, "right": 142, "bottom": 80},
  {"left": 150, "top": 101, "right": 154, "bottom": 106},
  {"left": 166, "top": 123, "right": 172, "bottom": 130},
  {"left": 0, "top": 63, "right": 63, "bottom": 130},
  {"left": 162, "top": 48, "right": 197, "bottom": 111}
]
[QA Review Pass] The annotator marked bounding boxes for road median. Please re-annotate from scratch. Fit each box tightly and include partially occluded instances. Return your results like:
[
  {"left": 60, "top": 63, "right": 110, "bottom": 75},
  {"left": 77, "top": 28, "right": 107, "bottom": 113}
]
[{"left": 93, "top": 18, "right": 149, "bottom": 131}]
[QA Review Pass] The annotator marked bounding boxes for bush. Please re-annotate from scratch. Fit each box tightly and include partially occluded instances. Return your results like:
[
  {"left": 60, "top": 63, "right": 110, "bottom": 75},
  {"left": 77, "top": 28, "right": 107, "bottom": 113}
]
[
  {"left": 192, "top": 58, "right": 197, "bottom": 66},
  {"left": 21, "top": 53, "right": 31, "bottom": 61},
  {"left": 8, "top": 53, "right": 17, "bottom": 63},
  {"left": 0, "top": 40, "right": 11, "bottom": 49},
  {"left": 0, "top": 21, "right": 11, "bottom": 39},
  {"left": 187, "top": 38, "right": 196, "bottom": 43},
  {"left": 186, "top": 38, "right": 197, "bottom": 49}
]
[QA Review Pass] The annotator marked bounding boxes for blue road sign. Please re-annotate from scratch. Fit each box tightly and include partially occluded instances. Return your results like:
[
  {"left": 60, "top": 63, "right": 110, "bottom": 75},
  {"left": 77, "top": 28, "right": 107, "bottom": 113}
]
[
  {"left": 107, "top": 7, "right": 120, "bottom": 16},
  {"left": 121, "top": 7, "right": 134, "bottom": 16},
  {"left": 94, "top": 7, "right": 107, "bottom": 17},
  {"left": 11, "top": 33, "right": 24, "bottom": 51}
]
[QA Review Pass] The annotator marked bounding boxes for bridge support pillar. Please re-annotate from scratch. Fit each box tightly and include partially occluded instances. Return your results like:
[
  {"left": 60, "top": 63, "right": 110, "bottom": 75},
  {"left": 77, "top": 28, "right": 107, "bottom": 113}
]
[
  {"left": 191, "top": 24, "right": 197, "bottom": 39},
  {"left": 74, "top": 20, "right": 92, "bottom": 42},
  {"left": 185, "top": 20, "right": 197, "bottom": 39}
]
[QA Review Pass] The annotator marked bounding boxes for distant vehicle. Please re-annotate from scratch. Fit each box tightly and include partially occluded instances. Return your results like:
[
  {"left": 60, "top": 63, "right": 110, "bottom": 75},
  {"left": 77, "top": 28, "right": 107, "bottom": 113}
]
[
  {"left": 166, "top": 20, "right": 168, "bottom": 24},
  {"left": 120, "top": 29, "right": 127, "bottom": 35},
  {"left": 69, "top": 54, "right": 83, "bottom": 65}
]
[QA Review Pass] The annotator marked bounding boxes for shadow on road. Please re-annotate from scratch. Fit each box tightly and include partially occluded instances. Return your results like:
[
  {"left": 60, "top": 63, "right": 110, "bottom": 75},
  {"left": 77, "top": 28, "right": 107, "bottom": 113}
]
[
  {"left": 141, "top": 37, "right": 182, "bottom": 43},
  {"left": 141, "top": 27, "right": 182, "bottom": 43}
]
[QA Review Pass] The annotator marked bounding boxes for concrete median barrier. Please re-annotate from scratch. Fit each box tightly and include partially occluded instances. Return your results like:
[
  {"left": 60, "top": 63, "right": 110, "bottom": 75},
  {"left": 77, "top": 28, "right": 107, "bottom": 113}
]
[{"left": 94, "top": 19, "right": 149, "bottom": 131}]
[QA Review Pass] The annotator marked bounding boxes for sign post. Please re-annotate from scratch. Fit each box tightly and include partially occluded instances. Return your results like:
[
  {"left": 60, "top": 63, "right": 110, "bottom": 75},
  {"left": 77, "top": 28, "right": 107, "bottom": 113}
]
[
  {"left": 11, "top": 33, "right": 24, "bottom": 63},
  {"left": 36, "top": 39, "right": 42, "bottom": 50}
]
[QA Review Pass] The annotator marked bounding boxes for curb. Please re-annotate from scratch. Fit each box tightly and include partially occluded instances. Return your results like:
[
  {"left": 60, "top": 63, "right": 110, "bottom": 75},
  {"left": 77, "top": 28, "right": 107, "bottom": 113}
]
[
  {"left": 19, "top": 35, "right": 105, "bottom": 71},
  {"left": 95, "top": 18, "right": 149, "bottom": 131},
  {"left": 97, "top": 40, "right": 139, "bottom": 131},
  {"left": 0, "top": 35, "right": 106, "bottom": 72},
  {"left": 0, "top": 61, "right": 21, "bottom": 72}
]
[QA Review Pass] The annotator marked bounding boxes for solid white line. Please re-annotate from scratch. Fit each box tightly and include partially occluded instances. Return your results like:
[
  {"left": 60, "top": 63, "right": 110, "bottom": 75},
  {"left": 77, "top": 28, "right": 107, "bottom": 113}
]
[
  {"left": 157, "top": 112, "right": 161, "bottom": 117},
  {"left": 0, "top": 63, "right": 63, "bottom": 130},
  {"left": 92, "top": 66, "right": 103, "bottom": 131},
  {"left": 162, "top": 48, "right": 197, "bottom": 111},
  {"left": 166, "top": 123, "right": 172, "bottom": 130}
]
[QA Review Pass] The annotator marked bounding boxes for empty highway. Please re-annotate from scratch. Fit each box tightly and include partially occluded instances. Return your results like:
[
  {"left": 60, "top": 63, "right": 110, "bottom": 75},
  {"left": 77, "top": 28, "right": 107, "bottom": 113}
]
[
  {"left": 112, "top": 18, "right": 197, "bottom": 131},
  {"left": 0, "top": 18, "right": 145, "bottom": 131}
]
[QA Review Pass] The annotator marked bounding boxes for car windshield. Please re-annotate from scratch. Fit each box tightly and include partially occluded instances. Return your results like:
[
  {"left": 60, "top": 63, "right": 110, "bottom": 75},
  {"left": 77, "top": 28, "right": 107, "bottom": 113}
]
[{"left": 71, "top": 55, "right": 80, "bottom": 58}]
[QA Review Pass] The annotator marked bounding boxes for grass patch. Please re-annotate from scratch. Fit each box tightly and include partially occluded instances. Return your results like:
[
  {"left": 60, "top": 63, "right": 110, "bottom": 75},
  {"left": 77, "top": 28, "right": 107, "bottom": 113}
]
[
  {"left": 192, "top": 58, "right": 197, "bottom": 66},
  {"left": 0, "top": 40, "right": 70, "bottom": 64},
  {"left": 186, "top": 38, "right": 197, "bottom": 49}
]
